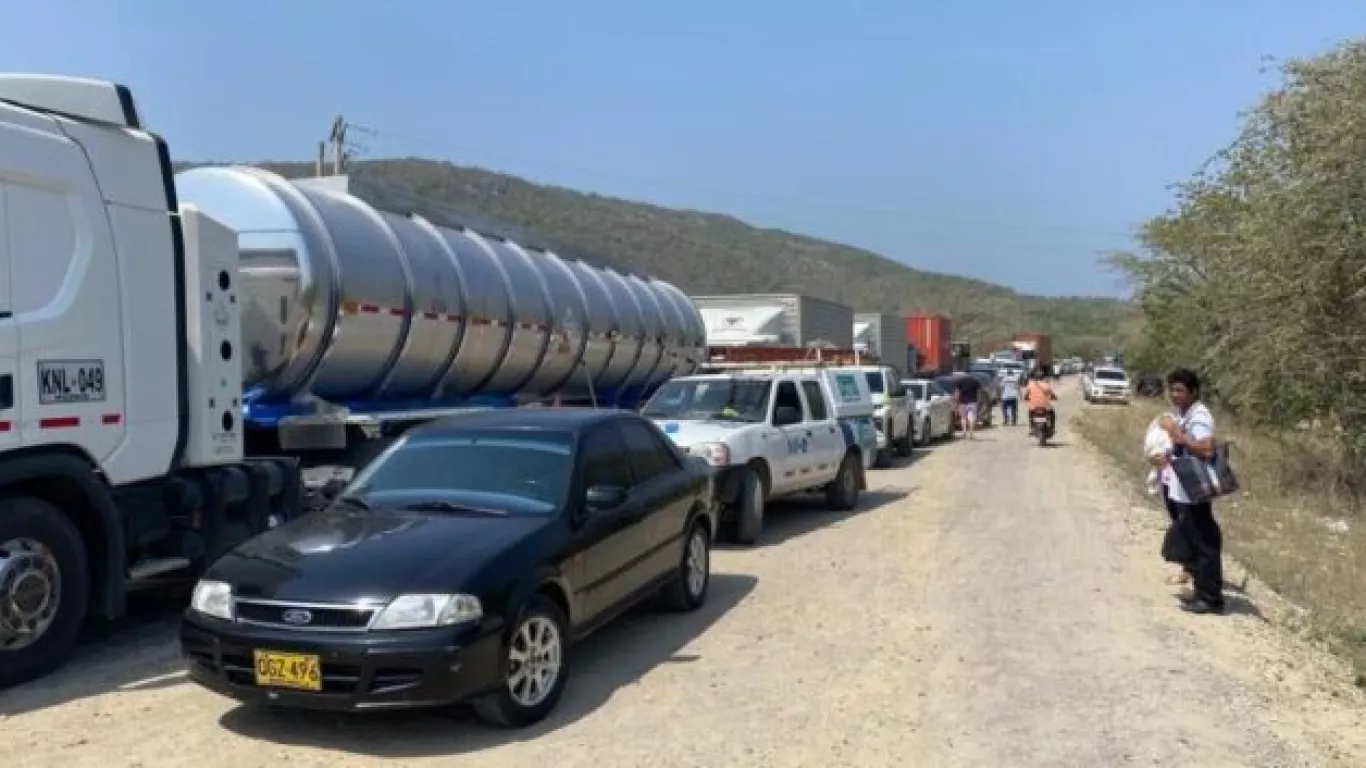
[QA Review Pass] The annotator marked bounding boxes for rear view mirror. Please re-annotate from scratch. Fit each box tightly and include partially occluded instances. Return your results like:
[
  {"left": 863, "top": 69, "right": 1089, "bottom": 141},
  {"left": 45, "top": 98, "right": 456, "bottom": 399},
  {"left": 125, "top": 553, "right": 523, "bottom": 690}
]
[
  {"left": 585, "top": 485, "right": 627, "bottom": 510},
  {"left": 773, "top": 405, "right": 802, "bottom": 426}
]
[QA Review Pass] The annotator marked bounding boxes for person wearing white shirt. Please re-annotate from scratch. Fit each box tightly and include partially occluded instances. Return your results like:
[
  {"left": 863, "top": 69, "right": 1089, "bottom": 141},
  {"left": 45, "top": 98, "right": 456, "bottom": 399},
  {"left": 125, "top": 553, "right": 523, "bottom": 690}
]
[{"left": 1148, "top": 368, "right": 1224, "bottom": 614}]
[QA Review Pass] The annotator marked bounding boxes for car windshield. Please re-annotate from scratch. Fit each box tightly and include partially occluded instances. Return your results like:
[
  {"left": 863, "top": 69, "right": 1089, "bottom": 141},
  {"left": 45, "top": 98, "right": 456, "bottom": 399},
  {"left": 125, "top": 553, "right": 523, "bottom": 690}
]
[
  {"left": 641, "top": 378, "right": 771, "bottom": 422},
  {"left": 906, "top": 382, "right": 926, "bottom": 400},
  {"left": 1095, "top": 370, "right": 1127, "bottom": 381},
  {"left": 863, "top": 372, "right": 885, "bottom": 394},
  {"left": 340, "top": 430, "right": 573, "bottom": 515}
]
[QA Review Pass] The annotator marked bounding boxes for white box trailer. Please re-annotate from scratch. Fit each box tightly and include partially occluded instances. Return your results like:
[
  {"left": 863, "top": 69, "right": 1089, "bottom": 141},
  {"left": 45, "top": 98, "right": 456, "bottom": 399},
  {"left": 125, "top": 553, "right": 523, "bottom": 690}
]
[
  {"left": 693, "top": 293, "right": 853, "bottom": 349},
  {"left": 853, "top": 313, "right": 910, "bottom": 378}
]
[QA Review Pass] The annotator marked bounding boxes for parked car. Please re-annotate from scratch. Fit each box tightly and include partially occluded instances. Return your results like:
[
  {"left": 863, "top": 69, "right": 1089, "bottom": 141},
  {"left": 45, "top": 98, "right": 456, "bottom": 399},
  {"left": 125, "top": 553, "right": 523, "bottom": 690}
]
[
  {"left": 181, "top": 408, "right": 717, "bottom": 727},
  {"left": 903, "top": 378, "right": 956, "bottom": 444},
  {"left": 849, "top": 364, "right": 915, "bottom": 466},
  {"left": 1082, "top": 366, "right": 1132, "bottom": 404}
]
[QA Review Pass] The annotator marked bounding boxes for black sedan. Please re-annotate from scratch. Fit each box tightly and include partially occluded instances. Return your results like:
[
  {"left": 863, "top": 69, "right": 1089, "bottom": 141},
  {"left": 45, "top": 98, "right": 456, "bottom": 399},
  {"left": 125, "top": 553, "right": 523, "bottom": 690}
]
[{"left": 181, "top": 408, "right": 717, "bottom": 727}]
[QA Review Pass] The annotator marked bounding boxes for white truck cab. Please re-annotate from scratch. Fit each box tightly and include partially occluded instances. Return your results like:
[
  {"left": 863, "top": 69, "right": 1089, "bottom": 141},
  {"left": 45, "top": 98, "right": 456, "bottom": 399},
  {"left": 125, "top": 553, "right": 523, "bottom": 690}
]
[
  {"left": 640, "top": 371, "right": 867, "bottom": 545},
  {"left": 0, "top": 75, "right": 302, "bottom": 688},
  {"left": 845, "top": 364, "right": 913, "bottom": 466}
]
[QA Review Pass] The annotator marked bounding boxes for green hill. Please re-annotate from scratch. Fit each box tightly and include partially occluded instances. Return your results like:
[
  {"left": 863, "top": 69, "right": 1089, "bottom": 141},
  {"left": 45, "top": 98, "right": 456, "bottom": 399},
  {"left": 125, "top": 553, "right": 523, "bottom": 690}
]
[{"left": 198, "top": 158, "right": 1133, "bottom": 356}]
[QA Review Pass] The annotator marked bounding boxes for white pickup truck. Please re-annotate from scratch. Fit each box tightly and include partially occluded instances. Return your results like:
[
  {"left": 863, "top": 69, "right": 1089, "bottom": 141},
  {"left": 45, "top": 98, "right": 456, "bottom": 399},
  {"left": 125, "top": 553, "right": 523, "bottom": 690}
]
[
  {"left": 1082, "top": 366, "right": 1132, "bottom": 404},
  {"left": 640, "top": 371, "right": 869, "bottom": 545}
]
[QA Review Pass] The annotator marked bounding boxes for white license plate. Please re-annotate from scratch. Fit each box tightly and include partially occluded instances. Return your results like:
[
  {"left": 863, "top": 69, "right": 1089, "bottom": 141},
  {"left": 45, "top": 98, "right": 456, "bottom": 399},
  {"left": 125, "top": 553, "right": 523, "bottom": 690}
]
[{"left": 37, "top": 359, "right": 107, "bottom": 404}]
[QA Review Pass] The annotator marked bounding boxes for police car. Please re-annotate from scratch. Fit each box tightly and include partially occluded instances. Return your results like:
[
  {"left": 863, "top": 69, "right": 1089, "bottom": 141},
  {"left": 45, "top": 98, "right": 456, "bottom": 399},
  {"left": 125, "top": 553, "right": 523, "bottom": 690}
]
[{"left": 640, "top": 370, "right": 871, "bottom": 545}]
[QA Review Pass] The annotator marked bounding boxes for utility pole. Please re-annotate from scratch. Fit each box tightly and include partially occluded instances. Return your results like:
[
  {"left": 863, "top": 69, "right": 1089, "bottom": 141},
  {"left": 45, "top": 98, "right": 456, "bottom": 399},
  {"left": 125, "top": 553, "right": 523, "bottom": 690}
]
[
  {"left": 315, "top": 141, "right": 325, "bottom": 176},
  {"left": 328, "top": 116, "right": 347, "bottom": 175}
]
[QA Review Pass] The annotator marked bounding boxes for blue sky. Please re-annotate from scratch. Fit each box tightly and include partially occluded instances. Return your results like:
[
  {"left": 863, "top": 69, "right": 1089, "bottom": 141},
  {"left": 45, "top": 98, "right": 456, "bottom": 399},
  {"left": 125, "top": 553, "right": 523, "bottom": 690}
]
[{"left": 4, "top": 1, "right": 1363, "bottom": 298}]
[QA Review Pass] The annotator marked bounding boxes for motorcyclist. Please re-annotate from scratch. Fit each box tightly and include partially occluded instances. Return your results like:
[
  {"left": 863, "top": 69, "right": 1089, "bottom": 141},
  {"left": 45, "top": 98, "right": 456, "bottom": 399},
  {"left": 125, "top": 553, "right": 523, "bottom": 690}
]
[{"left": 1023, "top": 367, "right": 1058, "bottom": 435}]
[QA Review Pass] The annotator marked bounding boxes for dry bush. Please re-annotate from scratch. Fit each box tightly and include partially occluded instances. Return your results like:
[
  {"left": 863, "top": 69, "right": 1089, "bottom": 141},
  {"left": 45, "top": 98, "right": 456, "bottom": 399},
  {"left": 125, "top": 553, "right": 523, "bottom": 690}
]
[{"left": 1075, "top": 399, "right": 1366, "bottom": 682}]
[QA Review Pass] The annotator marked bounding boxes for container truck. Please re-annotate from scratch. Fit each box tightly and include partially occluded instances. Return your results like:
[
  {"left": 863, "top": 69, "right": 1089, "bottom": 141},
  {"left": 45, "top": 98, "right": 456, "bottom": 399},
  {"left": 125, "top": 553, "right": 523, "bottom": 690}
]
[
  {"left": 0, "top": 74, "right": 704, "bottom": 688},
  {"left": 1012, "top": 332, "right": 1054, "bottom": 374},
  {"left": 852, "top": 313, "right": 910, "bottom": 378},
  {"left": 692, "top": 294, "right": 853, "bottom": 349},
  {"left": 906, "top": 313, "right": 952, "bottom": 375}
]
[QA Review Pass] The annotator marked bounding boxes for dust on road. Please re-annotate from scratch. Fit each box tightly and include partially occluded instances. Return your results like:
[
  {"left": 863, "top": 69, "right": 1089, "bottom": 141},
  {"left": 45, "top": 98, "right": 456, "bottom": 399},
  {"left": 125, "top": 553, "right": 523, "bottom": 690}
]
[{"left": 4, "top": 382, "right": 1366, "bottom": 767}]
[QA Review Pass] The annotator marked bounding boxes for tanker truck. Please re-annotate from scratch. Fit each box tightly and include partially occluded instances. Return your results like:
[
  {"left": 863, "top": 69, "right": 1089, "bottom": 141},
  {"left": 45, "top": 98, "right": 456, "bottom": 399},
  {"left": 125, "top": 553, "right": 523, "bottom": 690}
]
[{"left": 0, "top": 74, "right": 704, "bottom": 688}]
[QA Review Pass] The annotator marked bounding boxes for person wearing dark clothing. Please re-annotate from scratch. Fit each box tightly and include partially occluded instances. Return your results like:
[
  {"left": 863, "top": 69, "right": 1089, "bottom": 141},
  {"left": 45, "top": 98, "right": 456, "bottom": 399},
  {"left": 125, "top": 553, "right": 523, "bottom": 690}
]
[
  {"left": 1150, "top": 368, "right": 1224, "bottom": 614},
  {"left": 953, "top": 375, "right": 982, "bottom": 440}
]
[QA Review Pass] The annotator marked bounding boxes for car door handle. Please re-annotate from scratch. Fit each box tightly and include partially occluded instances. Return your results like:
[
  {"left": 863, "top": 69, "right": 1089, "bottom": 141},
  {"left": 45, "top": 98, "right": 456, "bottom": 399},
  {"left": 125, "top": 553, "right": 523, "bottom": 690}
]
[{"left": 805, "top": 430, "right": 812, "bottom": 437}]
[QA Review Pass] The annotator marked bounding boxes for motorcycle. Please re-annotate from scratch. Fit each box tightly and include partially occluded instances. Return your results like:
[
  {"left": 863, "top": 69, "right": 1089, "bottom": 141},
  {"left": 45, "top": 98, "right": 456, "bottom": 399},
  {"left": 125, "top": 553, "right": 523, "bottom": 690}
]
[{"left": 1029, "top": 407, "right": 1054, "bottom": 446}]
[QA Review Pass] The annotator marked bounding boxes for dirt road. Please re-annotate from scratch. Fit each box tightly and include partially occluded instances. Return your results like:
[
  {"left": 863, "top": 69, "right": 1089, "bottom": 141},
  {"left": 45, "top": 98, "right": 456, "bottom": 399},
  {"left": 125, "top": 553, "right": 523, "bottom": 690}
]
[{"left": 5, "top": 382, "right": 1366, "bottom": 767}]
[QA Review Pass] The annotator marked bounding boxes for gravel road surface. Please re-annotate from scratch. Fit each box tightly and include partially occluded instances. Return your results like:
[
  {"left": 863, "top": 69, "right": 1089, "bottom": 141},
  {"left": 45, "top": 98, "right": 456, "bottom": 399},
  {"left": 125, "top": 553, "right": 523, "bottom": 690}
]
[{"left": 4, "top": 381, "right": 1366, "bottom": 767}]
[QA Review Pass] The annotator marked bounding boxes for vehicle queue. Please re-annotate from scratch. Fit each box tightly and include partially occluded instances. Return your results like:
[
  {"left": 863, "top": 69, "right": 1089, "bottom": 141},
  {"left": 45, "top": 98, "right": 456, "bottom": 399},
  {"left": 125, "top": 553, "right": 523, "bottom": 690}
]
[{"left": 176, "top": 353, "right": 1096, "bottom": 727}]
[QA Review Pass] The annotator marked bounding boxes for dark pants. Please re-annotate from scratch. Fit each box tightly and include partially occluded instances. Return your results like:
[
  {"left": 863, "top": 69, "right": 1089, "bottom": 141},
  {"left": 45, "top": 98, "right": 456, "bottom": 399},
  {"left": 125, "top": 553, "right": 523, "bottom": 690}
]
[
  {"left": 1163, "top": 491, "right": 1224, "bottom": 607},
  {"left": 1002, "top": 398, "right": 1018, "bottom": 424}
]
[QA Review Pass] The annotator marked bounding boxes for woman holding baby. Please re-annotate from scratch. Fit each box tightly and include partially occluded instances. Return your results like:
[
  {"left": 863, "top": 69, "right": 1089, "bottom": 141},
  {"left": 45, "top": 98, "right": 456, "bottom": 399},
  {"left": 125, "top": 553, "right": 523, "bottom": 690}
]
[{"left": 1149, "top": 368, "right": 1225, "bottom": 615}]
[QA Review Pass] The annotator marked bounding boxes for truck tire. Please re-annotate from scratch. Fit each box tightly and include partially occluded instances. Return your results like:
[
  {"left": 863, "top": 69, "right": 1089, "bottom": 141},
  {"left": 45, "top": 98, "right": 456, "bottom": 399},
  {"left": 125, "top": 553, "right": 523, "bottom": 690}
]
[
  {"left": 824, "top": 453, "right": 860, "bottom": 511},
  {"left": 732, "top": 468, "right": 765, "bottom": 546},
  {"left": 0, "top": 496, "right": 89, "bottom": 690}
]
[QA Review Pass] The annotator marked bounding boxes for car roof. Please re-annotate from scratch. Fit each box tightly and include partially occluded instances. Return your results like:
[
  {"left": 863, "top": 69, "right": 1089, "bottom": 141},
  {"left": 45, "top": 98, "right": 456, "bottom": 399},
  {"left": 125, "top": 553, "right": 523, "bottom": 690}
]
[
  {"left": 1094, "top": 366, "right": 1127, "bottom": 374},
  {"left": 410, "top": 407, "right": 633, "bottom": 437}
]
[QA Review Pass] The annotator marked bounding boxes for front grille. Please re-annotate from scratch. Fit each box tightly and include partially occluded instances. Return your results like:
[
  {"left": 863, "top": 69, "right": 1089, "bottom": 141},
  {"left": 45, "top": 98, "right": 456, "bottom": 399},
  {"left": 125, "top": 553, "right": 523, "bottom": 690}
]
[{"left": 234, "top": 599, "right": 378, "bottom": 631}]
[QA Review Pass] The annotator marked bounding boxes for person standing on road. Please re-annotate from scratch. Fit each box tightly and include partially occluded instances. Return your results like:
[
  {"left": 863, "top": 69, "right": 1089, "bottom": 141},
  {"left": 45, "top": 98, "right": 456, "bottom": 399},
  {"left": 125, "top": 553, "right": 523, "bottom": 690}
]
[
  {"left": 1149, "top": 368, "right": 1224, "bottom": 615},
  {"left": 1000, "top": 373, "right": 1021, "bottom": 426},
  {"left": 953, "top": 375, "right": 982, "bottom": 440}
]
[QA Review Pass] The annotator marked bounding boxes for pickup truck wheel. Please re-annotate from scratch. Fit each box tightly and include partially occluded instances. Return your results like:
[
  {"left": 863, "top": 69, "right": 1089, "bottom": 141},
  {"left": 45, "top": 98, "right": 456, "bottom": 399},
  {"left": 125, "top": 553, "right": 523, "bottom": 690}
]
[
  {"left": 732, "top": 469, "right": 765, "bottom": 546},
  {"left": 825, "top": 453, "right": 860, "bottom": 511},
  {"left": 0, "top": 496, "right": 88, "bottom": 690},
  {"left": 660, "top": 521, "right": 710, "bottom": 612},
  {"left": 893, "top": 424, "right": 914, "bottom": 456},
  {"left": 473, "top": 594, "right": 570, "bottom": 728}
]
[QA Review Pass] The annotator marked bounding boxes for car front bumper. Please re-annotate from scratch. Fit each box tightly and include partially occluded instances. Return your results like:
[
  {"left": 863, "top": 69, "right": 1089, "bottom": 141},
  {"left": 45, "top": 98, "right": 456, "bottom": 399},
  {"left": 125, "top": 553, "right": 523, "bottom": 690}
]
[
  {"left": 1088, "top": 391, "right": 1131, "bottom": 403},
  {"left": 180, "top": 612, "right": 505, "bottom": 712}
]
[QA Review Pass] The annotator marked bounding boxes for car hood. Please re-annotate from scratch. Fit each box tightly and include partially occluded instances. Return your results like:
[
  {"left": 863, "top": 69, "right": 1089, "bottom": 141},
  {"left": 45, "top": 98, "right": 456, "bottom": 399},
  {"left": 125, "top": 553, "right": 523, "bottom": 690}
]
[
  {"left": 206, "top": 507, "right": 552, "bottom": 603},
  {"left": 652, "top": 419, "right": 748, "bottom": 449}
]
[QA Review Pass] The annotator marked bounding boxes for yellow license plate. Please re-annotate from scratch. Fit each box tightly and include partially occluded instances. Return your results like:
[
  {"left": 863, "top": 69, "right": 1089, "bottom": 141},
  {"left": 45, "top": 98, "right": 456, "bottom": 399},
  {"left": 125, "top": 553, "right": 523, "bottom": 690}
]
[{"left": 252, "top": 650, "right": 322, "bottom": 692}]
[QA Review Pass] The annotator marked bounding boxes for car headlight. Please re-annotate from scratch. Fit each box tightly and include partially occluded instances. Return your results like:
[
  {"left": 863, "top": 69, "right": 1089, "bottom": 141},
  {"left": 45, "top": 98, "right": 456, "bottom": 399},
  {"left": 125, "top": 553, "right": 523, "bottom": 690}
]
[
  {"left": 689, "top": 441, "right": 730, "bottom": 467},
  {"left": 190, "top": 579, "right": 235, "bottom": 621},
  {"left": 371, "top": 594, "right": 483, "bottom": 630}
]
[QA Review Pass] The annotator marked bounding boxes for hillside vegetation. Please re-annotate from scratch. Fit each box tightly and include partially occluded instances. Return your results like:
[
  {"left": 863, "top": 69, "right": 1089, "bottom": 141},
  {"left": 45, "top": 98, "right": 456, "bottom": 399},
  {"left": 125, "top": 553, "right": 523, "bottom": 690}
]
[
  {"left": 220, "top": 159, "right": 1132, "bottom": 356},
  {"left": 1112, "top": 38, "right": 1366, "bottom": 476}
]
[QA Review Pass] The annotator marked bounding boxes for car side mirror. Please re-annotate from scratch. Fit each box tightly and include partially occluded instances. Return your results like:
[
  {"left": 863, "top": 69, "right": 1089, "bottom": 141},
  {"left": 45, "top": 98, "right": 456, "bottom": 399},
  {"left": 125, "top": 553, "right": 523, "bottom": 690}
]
[
  {"left": 773, "top": 405, "right": 801, "bottom": 426},
  {"left": 585, "top": 485, "right": 627, "bottom": 511}
]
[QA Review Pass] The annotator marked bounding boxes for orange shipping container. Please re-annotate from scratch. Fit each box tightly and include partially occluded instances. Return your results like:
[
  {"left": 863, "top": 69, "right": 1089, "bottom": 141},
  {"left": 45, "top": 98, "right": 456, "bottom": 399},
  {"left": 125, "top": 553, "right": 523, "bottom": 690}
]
[{"left": 907, "top": 314, "right": 952, "bottom": 374}]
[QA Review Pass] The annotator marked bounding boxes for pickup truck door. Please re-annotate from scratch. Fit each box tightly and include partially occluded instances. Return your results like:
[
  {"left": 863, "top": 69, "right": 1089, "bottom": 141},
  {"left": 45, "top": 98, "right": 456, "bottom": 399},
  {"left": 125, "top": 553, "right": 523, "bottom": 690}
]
[
  {"left": 800, "top": 379, "right": 843, "bottom": 482},
  {"left": 770, "top": 379, "right": 815, "bottom": 489}
]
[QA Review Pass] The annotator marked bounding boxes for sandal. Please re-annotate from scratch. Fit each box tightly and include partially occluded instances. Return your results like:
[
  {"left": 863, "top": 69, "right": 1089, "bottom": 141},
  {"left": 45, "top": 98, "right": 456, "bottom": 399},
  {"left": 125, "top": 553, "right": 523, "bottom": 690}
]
[{"left": 1165, "top": 572, "right": 1191, "bottom": 585}]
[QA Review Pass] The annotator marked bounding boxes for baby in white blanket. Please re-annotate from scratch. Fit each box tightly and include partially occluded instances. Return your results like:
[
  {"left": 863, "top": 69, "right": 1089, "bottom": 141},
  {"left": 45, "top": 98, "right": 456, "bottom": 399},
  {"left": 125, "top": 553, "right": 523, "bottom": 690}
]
[{"left": 1144, "top": 417, "right": 1173, "bottom": 495}]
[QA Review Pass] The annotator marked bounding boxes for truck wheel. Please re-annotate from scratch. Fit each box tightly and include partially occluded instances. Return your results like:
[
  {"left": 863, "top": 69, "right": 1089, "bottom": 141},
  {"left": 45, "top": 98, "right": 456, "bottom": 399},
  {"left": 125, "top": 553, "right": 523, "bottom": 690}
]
[
  {"left": 732, "top": 468, "right": 765, "bottom": 546},
  {"left": 824, "top": 453, "right": 860, "bottom": 511},
  {"left": 0, "top": 496, "right": 89, "bottom": 690}
]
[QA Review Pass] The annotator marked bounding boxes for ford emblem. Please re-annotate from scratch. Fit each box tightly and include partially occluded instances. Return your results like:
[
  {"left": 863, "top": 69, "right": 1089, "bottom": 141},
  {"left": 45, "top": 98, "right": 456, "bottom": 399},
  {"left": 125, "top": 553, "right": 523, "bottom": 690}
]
[{"left": 281, "top": 608, "right": 313, "bottom": 626}]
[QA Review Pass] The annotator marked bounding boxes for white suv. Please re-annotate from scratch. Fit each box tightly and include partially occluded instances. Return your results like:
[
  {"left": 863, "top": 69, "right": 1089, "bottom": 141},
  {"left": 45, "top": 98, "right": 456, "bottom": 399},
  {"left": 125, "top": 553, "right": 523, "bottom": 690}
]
[{"left": 1083, "top": 366, "right": 1132, "bottom": 403}]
